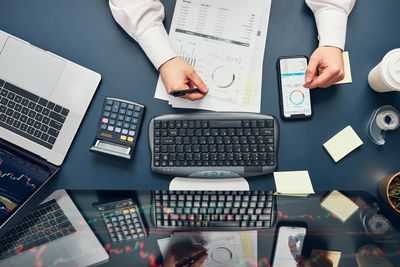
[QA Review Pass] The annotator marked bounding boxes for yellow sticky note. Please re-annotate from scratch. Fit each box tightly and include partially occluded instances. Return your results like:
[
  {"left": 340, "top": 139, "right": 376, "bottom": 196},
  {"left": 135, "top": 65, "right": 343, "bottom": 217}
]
[
  {"left": 273, "top": 171, "right": 315, "bottom": 197},
  {"left": 334, "top": 51, "right": 352, "bottom": 84},
  {"left": 323, "top": 126, "right": 363, "bottom": 163},
  {"left": 320, "top": 190, "right": 359, "bottom": 222},
  {"left": 240, "top": 232, "right": 253, "bottom": 258},
  {"left": 311, "top": 249, "right": 341, "bottom": 267}
]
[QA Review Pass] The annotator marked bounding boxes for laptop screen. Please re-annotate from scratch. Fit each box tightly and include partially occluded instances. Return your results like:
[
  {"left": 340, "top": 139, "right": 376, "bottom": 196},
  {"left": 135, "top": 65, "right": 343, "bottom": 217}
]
[{"left": 0, "top": 145, "right": 54, "bottom": 225}]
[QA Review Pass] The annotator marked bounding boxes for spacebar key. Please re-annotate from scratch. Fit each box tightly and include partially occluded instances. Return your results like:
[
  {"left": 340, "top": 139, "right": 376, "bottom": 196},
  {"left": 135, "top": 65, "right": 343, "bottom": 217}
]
[
  {"left": 209, "top": 221, "right": 240, "bottom": 227},
  {"left": 209, "top": 120, "right": 242, "bottom": 128}
]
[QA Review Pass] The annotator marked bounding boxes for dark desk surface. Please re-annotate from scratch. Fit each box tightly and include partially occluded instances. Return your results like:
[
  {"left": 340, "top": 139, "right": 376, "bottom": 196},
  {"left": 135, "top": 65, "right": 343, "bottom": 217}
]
[
  {"left": 0, "top": 0, "right": 400, "bottom": 217},
  {"left": 67, "top": 190, "right": 400, "bottom": 267}
]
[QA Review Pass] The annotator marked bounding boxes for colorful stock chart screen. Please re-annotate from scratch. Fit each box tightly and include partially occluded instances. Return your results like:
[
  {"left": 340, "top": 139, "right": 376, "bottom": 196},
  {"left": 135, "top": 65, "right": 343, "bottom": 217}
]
[{"left": 0, "top": 149, "right": 50, "bottom": 224}]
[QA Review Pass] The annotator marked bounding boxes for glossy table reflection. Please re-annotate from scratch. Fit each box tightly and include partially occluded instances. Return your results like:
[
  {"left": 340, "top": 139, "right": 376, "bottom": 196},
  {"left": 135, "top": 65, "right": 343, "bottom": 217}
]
[{"left": 65, "top": 190, "right": 400, "bottom": 267}]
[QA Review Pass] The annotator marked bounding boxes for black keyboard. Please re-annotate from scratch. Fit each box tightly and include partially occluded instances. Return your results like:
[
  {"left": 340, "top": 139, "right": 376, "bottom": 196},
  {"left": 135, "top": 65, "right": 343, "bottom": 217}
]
[
  {"left": 149, "top": 113, "right": 279, "bottom": 177},
  {"left": 0, "top": 79, "right": 69, "bottom": 149},
  {"left": 0, "top": 199, "right": 76, "bottom": 259},
  {"left": 152, "top": 191, "right": 275, "bottom": 229}
]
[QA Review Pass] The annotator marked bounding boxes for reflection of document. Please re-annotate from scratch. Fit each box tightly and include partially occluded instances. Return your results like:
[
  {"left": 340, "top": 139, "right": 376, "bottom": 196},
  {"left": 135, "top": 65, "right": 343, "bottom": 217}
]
[
  {"left": 155, "top": 0, "right": 271, "bottom": 112},
  {"left": 157, "top": 231, "right": 257, "bottom": 267}
]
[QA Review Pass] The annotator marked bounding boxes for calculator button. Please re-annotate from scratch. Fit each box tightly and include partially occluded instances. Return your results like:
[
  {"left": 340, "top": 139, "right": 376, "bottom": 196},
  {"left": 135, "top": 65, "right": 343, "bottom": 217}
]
[
  {"left": 107, "top": 126, "right": 114, "bottom": 131},
  {"left": 129, "top": 130, "right": 135, "bottom": 136},
  {"left": 125, "top": 117, "right": 131, "bottom": 122},
  {"left": 122, "top": 129, "right": 128, "bottom": 135},
  {"left": 100, "top": 124, "right": 107, "bottom": 130},
  {"left": 133, "top": 112, "right": 140, "bottom": 118},
  {"left": 115, "top": 127, "right": 121, "bottom": 133},
  {"left": 118, "top": 115, "right": 124, "bottom": 121},
  {"left": 106, "top": 99, "right": 113, "bottom": 105},
  {"left": 132, "top": 119, "right": 138, "bottom": 124},
  {"left": 104, "top": 112, "right": 110, "bottom": 117},
  {"left": 102, "top": 118, "right": 109, "bottom": 123},
  {"left": 123, "top": 209, "right": 129, "bottom": 215},
  {"left": 110, "top": 113, "right": 117, "bottom": 119},
  {"left": 128, "top": 104, "right": 134, "bottom": 110},
  {"left": 134, "top": 106, "right": 142, "bottom": 112},
  {"left": 109, "top": 119, "right": 116, "bottom": 125},
  {"left": 123, "top": 123, "right": 130, "bottom": 128},
  {"left": 130, "top": 208, "right": 136, "bottom": 213},
  {"left": 120, "top": 135, "right": 127, "bottom": 141},
  {"left": 119, "top": 109, "right": 126, "bottom": 115},
  {"left": 112, "top": 105, "right": 119, "bottom": 113},
  {"left": 126, "top": 110, "right": 133, "bottom": 116},
  {"left": 128, "top": 137, "right": 134, "bottom": 142},
  {"left": 121, "top": 103, "right": 128, "bottom": 109},
  {"left": 105, "top": 105, "right": 112, "bottom": 111},
  {"left": 130, "top": 125, "right": 137, "bottom": 130},
  {"left": 116, "top": 121, "right": 123, "bottom": 127}
]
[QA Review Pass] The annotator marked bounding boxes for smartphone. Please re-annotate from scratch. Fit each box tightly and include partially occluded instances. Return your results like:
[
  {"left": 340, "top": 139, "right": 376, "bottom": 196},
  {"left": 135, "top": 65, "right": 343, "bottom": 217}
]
[
  {"left": 277, "top": 56, "right": 312, "bottom": 120},
  {"left": 272, "top": 226, "right": 307, "bottom": 267}
]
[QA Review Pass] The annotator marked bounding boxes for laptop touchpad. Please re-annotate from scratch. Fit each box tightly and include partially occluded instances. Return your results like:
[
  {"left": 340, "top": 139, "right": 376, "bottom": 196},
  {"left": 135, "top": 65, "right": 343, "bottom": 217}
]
[{"left": 0, "top": 37, "right": 65, "bottom": 98}]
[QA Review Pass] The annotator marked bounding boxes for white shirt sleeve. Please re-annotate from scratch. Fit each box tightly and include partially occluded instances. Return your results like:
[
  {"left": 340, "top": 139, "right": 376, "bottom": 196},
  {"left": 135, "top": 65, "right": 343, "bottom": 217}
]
[
  {"left": 306, "top": 0, "right": 356, "bottom": 50},
  {"left": 109, "top": 0, "right": 177, "bottom": 70}
]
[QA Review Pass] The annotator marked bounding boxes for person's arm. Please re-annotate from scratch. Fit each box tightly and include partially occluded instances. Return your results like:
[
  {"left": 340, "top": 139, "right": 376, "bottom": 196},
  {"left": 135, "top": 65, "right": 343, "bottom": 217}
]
[
  {"left": 109, "top": 0, "right": 208, "bottom": 100},
  {"left": 304, "top": 0, "right": 356, "bottom": 89},
  {"left": 109, "top": 0, "right": 176, "bottom": 70}
]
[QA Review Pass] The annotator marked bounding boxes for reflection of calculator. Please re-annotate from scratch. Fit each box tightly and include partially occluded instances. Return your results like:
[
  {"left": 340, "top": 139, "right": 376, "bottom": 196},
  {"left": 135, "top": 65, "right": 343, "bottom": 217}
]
[
  {"left": 90, "top": 97, "right": 145, "bottom": 159},
  {"left": 93, "top": 199, "right": 147, "bottom": 242}
]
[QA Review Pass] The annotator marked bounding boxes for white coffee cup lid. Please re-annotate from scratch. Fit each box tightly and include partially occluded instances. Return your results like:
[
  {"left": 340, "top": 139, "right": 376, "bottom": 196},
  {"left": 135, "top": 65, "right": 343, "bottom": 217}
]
[{"left": 381, "top": 48, "right": 400, "bottom": 90}]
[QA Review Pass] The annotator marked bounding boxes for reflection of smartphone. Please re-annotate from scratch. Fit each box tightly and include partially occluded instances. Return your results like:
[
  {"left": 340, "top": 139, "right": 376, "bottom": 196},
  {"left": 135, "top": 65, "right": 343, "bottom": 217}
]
[
  {"left": 272, "top": 226, "right": 307, "bottom": 267},
  {"left": 277, "top": 56, "right": 312, "bottom": 120}
]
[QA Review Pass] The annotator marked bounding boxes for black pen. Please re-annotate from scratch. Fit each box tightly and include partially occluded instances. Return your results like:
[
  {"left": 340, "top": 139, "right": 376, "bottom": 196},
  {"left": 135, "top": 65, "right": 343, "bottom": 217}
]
[
  {"left": 170, "top": 88, "right": 201, "bottom": 97},
  {"left": 175, "top": 251, "right": 208, "bottom": 267}
]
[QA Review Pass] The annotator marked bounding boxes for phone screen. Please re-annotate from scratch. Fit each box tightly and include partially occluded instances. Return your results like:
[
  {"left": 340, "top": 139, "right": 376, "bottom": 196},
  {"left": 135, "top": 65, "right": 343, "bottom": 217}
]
[
  {"left": 272, "top": 226, "right": 306, "bottom": 267},
  {"left": 279, "top": 57, "right": 312, "bottom": 118}
]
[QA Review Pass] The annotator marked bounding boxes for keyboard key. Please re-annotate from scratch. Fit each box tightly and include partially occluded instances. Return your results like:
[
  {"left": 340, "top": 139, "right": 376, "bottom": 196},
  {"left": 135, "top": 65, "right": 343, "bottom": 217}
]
[
  {"left": 49, "top": 111, "right": 65, "bottom": 123},
  {"left": 54, "top": 105, "right": 62, "bottom": 113},
  {"left": 49, "top": 120, "right": 63, "bottom": 130}
]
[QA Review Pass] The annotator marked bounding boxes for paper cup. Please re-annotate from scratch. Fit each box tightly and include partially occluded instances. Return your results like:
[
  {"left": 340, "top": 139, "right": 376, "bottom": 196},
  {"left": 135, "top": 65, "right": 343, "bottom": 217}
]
[{"left": 368, "top": 49, "right": 400, "bottom": 92}]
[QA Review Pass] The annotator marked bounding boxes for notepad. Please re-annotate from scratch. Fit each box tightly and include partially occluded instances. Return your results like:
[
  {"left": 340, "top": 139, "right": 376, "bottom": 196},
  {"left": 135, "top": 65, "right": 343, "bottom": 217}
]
[
  {"left": 320, "top": 190, "right": 359, "bottom": 222},
  {"left": 323, "top": 126, "right": 363, "bottom": 163},
  {"left": 273, "top": 171, "right": 315, "bottom": 197},
  {"left": 311, "top": 249, "right": 341, "bottom": 267},
  {"left": 334, "top": 51, "right": 352, "bottom": 84}
]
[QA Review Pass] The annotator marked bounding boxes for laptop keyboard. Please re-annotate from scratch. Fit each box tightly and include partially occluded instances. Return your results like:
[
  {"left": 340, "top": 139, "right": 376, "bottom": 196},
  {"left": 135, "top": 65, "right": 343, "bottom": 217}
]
[
  {"left": 0, "top": 79, "right": 69, "bottom": 149},
  {"left": 0, "top": 199, "right": 76, "bottom": 260}
]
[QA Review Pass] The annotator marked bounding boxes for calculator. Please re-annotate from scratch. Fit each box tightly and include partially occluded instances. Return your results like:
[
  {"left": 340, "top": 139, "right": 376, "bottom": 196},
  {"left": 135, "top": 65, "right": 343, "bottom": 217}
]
[
  {"left": 93, "top": 199, "right": 147, "bottom": 242},
  {"left": 90, "top": 97, "right": 145, "bottom": 159}
]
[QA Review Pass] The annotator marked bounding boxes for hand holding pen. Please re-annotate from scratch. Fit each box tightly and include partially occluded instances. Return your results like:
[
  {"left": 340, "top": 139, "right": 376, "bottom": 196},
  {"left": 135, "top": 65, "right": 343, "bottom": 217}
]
[{"left": 159, "top": 57, "right": 208, "bottom": 101}]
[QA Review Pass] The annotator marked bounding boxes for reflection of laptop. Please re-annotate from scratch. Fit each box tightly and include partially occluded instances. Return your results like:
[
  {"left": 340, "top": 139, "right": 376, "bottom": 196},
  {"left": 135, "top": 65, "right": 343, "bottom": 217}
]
[
  {"left": 0, "top": 189, "right": 109, "bottom": 267},
  {"left": 0, "top": 141, "right": 108, "bottom": 266},
  {"left": 0, "top": 30, "right": 101, "bottom": 166}
]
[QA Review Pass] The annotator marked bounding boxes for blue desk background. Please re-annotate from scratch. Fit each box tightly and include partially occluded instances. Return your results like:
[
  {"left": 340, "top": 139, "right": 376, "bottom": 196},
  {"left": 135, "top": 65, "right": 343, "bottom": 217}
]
[{"left": 0, "top": 0, "right": 399, "bottom": 198}]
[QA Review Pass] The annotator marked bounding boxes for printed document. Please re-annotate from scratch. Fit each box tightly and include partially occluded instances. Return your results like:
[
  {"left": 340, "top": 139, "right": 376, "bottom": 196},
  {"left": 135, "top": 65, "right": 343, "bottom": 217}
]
[{"left": 154, "top": 0, "right": 271, "bottom": 112}]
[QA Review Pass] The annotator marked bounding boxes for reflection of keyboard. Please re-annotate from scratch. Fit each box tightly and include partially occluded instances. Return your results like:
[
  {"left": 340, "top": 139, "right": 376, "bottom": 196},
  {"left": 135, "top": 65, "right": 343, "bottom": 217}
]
[
  {"left": 0, "top": 79, "right": 69, "bottom": 149},
  {"left": 149, "top": 113, "right": 279, "bottom": 177},
  {"left": 0, "top": 199, "right": 76, "bottom": 259},
  {"left": 153, "top": 191, "right": 275, "bottom": 229}
]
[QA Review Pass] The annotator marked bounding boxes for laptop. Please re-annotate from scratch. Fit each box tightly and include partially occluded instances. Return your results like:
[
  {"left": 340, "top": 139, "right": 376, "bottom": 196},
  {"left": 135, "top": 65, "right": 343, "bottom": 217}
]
[
  {"left": 0, "top": 140, "right": 108, "bottom": 266},
  {"left": 0, "top": 30, "right": 101, "bottom": 166}
]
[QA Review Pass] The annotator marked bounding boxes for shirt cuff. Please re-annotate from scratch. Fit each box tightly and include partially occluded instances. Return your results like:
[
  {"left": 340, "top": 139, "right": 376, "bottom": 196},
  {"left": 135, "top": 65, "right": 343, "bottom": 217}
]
[
  {"left": 137, "top": 25, "right": 177, "bottom": 70},
  {"left": 313, "top": 9, "right": 348, "bottom": 50}
]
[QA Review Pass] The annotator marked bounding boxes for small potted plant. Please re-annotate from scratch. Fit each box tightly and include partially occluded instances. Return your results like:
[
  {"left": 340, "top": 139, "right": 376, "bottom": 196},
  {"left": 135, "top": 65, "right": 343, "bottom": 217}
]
[{"left": 378, "top": 172, "right": 400, "bottom": 213}]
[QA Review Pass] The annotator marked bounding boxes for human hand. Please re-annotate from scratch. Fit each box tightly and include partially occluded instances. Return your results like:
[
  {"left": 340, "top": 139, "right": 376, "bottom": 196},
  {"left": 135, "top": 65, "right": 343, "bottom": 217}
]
[
  {"left": 304, "top": 46, "right": 345, "bottom": 89},
  {"left": 159, "top": 57, "right": 208, "bottom": 101},
  {"left": 164, "top": 250, "right": 208, "bottom": 267}
]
